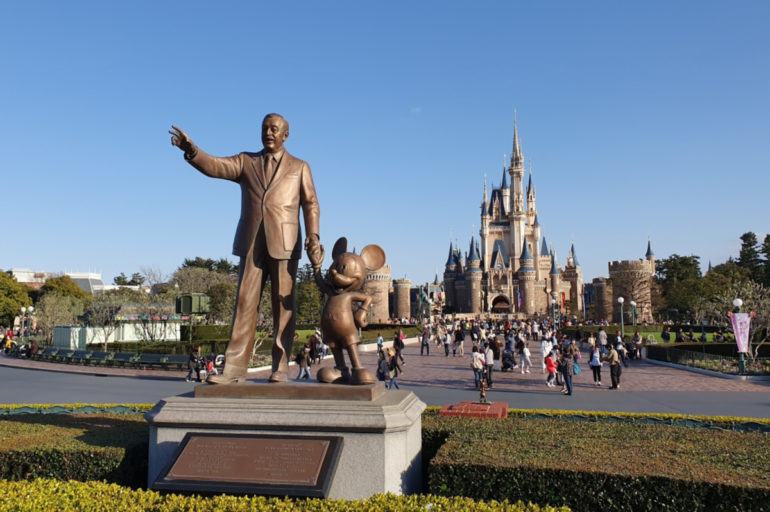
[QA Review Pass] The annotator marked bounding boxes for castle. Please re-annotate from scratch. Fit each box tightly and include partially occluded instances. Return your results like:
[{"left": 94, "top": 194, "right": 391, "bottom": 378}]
[{"left": 443, "top": 122, "right": 584, "bottom": 317}]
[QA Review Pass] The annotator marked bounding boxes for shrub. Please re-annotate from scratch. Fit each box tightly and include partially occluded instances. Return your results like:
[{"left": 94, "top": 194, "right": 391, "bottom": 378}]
[
  {"left": 424, "top": 413, "right": 770, "bottom": 512},
  {"left": 0, "top": 414, "right": 148, "bottom": 487},
  {"left": 0, "top": 479, "right": 568, "bottom": 512}
]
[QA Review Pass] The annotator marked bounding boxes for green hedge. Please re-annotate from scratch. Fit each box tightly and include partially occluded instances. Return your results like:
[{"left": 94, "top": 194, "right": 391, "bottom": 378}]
[
  {"left": 424, "top": 412, "right": 770, "bottom": 512},
  {"left": 0, "top": 479, "right": 567, "bottom": 512},
  {"left": 648, "top": 342, "right": 770, "bottom": 357},
  {"left": 0, "top": 413, "right": 148, "bottom": 487}
]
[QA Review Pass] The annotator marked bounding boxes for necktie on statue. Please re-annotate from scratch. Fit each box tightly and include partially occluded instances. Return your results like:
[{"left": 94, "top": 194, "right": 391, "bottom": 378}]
[{"left": 264, "top": 154, "right": 275, "bottom": 185}]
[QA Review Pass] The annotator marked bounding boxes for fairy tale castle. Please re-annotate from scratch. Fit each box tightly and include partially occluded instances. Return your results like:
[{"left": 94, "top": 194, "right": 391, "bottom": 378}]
[{"left": 443, "top": 122, "right": 584, "bottom": 317}]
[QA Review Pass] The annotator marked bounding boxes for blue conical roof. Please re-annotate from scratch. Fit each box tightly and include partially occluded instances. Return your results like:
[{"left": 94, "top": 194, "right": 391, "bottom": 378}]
[
  {"left": 550, "top": 252, "right": 559, "bottom": 275},
  {"left": 445, "top": 242, "right": 454, "bottom": 266},
  {"left": 646, "top": 240, "right": 654, "bottom": 258},
  {"left": 468, "top": 238, "right": 481, "bottom": 262},
  {"left": 501, "top": 166, "right": 509, "bottom": 189},
  {"left": 540, "top": 237, "right": 549, "bottom": 256},
  {"left": 520, "top": 241, "right": 533, "bottom": 261},
  {"left": 570, "top": 243, "right": 579, "bottom": 266}
]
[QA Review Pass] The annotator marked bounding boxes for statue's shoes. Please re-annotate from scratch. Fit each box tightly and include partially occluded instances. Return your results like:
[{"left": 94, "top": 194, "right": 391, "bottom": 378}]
[
  {"left": 268, "top": 370, "right": 288, "bottom": 383},
  {"left": 317, "top": 367, "right": 347, "bottom": 384},
  {"left": 350, "top": 368, "right": 376, "bottom": 385},
  {"left": 205, "top": 373, "right": 244, "bottom": 385}
]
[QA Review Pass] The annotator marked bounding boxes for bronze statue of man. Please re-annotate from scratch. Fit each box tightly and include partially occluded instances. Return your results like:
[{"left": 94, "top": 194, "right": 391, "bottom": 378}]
[{"left": 170, "top": 114, "right": 323, "bottom": 384}]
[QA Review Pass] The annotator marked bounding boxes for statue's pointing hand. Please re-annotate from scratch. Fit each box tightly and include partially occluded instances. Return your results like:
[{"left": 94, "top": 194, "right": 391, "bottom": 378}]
[{"left": 169, "top": 125, "right": 195, "bottom": 155}]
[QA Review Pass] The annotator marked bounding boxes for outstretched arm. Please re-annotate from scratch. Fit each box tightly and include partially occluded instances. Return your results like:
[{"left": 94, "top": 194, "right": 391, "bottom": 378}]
[{"left": 169, "top": 125, "right": 243, "bottom": 181}]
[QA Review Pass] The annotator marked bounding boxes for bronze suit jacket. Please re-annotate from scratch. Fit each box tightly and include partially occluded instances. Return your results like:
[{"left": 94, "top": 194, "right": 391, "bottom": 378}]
[{"left": 186, "top": 147, "right": 320, "bottom": 260}]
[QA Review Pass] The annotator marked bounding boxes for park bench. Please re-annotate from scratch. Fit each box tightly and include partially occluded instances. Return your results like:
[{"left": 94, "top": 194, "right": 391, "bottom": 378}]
[
  {"left": 88, "top": 351, "right": 113, "bottom": 366},
  {"left": 33, "top": 347, "right": 58, "bottom": 361},
  {"left": 135, "top": 353, "right": 166, "bottom": 369},
  {"left": 111, "top": 352, "right": 138, "bottom": 367},
  {"left": 54, "top": 349, "right": 75, "bottom": 363},
  {"left": 68, "top": 350, "right": 91, "bottom": 364},
  {"left": 162, "top": 354, "right": 190, "bottom": 370}
]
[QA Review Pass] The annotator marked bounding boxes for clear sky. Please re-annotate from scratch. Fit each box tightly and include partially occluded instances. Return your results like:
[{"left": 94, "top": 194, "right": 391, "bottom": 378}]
[{"left": 2, "top": 1, "right": 769, "bottom": 285}]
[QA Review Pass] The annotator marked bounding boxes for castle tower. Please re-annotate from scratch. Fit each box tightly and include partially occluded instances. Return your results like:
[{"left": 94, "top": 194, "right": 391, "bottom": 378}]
[
  {"left": 549, "top": 251, "right": 560, "bottom": 299},
  {"left": 564, "top": 243, "right": 584, "bottom": 316},
  {"left": 509, "top": 121, "right": 526, "bottom": 272},
  {"left": 646, "top": 239, "right": 656, "bottom": 275},
  {"left": 518, "top": 239, "right": 536, "bottom": 315},
  {"left": 500, "top": 165, "right": 510, "bottom": 217},
  {"left": 526, "top": 172, "right": 537, "bottom": 215},
  {"left": 591, "top": 277, "right": 613, "bottom": 323},
  {"left": 393, "top": 278, "right": 412, "bottom": 320},
  {"left": 480, "top": 177, "right": 490, "bottom": 273},
  {"left": 442, "top": 242, "right": 456, "bottom": 311},
  {"left": 364, "top": 263, "right": 392, "bottom": 323},
  {"left": 533, "top": 215, "right": 542, "bottom": 281},
  {"left": 466, "top": 237, "right": 483, "bottom": 314}
]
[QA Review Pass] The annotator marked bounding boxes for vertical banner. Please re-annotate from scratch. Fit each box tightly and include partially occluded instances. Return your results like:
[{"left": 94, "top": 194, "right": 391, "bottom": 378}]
[{"left": 730, "top": 313, "right": 751, "bottom": 354}]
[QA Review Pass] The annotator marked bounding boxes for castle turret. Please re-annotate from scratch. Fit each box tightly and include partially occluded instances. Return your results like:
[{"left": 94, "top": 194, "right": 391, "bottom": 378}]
[
  {"left": 540, "top": 236, "right": 549, "bottom": 257},
  {"left": 645, "top": 239, "right": 655, "bottom": 274},
  {"left": 550, "top": 251, "right": 560, "bottom": 298},
  {"left": 443, "top": 242, "right": 456, "bottom": 311},
  {"left": 466, "top": 237, "right": 483, "bottom": 314},
  {"left": 364, "top": 264, "right": 391, "bottom": 323},
  {"left": 518, "top": 239, "right": 536, "bottom": 315},
  {"left": 510, "top": 120, "right": 526, "bottom": 270},
  {"left": 393, "top": 278, "right": 412, "bottom": 320},
  {"left": 526, "top": 172, "right": 536, "bottom": 214},
  {"left": 500, "top": 165, "right": 510, "bottom": 217},
  {"left": 481, "top": 177, "right": 490, "bottom": 272}
]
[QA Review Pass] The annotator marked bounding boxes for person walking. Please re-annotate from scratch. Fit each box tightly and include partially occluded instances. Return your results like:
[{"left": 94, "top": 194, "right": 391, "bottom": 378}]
[
  {"left": 420, "top": 326, "right": 431, "bottom": 356},
  {"left": 545, "top": 351, "right": 557, "bottom": 387},
  {"left": 558, "top": 351, "right": 574, "bottom": 396},
  {"left": 386, "top": 348, "right": 402, "bottom": 389},
  {"left": 598, "top": 327, "right": 608, "bottom": 355},
  {"left": 185, "top": 348, "right": 200, "bottom": 383},
  {"left": 443, "top": 330, "right": 451, "bottom": 357},
  {"left": 453, "top": 325, "right": 464, "bottom": 357},
  {"left": 393, "top": 330, "right": 405, "bottom": 365},
  {"left": 589, "top": 345, "right": 602, "bottom": 386},
  {"left": 471, "top": 345, "right": 485, "bottom": 389},
  {"left": 484, "top": 342, "right": 495, "bottom": 388},
  {"left": 375, "top": 332, "right": 384, "bottom": 356},
  {"left": 295, "top": 346, "right": 310, "bottom": 380},
  {"left": 603, "top": 344, "right": 621, "bottom": 389},
  {"left": 520, "top": 342, "right": 532, "bottom": 374},
  {"left": 376, "top": 350, "right": 389, "bottom": 382}
]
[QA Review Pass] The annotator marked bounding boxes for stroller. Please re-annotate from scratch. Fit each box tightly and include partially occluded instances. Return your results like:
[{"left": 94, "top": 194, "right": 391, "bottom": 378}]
[{"left": 501, "top": 349, "right": 516, "bottom": 372}]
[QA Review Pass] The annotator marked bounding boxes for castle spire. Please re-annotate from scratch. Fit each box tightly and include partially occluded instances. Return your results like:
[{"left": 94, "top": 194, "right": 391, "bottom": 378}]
[
  {"left": 646, "top": 239, "right": 654, "bottom": 259},
  {"left": 501, "top": 164, "right": 508, "bottom": 189},
  {"left": 570, "top": 243, "right": 580, "bottom": 266},
  {"left": 550, "top": 251, "right": 559, "bottom": 275},
  {"left": 510, "top": 117, "right": 523, "bottom": 169},
  {"left": 445, "top": 241, "right": 454, "bottom": 267},
  {"left": 526, "top": 172, "right": 534, "bottom": 196},
  {"left": 519, "top": 238, "right": 533, "bottom": 263},
  {"left": 540, "top": 236, "right": 549, "bottom": 256}
]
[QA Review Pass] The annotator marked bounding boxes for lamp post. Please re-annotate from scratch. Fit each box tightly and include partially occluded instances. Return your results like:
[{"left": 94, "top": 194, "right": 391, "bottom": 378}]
[
  {"left": 733, "top": 298, "right": 745, "bottom": 374},
  {"left": 617, "top": 297, "right": 625, "bottom": 337},
  {"left": 19, "top": 307, "right": 26, "bottom": 345},
  {"left": 551, "top": 298, "right": 557, "bottom": 330},
  {"left": 629, "top": 301, "right": 637, "bottom": 327}
]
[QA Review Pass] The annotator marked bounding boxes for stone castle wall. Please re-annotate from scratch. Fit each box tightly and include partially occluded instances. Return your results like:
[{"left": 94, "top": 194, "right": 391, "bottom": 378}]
[
  {"left": 607, "top": 259, "right": 654, "bottom": 324},
  {"left": 364, "top": 264, "right": 392, "bottom": 323},
  {"left": 393, "top": 278, "right": 412, "bottom": 320}
]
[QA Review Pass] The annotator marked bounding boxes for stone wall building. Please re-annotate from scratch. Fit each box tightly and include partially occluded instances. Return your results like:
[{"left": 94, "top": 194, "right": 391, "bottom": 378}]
[
  {"left": 363, "top": 264, "right": 392, "bottom": 324},
  {"left": 393, "top": 278, "right": 412, "bottom": 320},
  {"left": 443, "top": 122, "right": 584, "bottom": 318},
  {"left": 591, "top": 242, "right": 656, "bottom": 324}
]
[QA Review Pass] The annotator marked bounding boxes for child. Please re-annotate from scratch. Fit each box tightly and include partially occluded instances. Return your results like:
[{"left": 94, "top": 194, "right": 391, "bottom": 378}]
[{"left": 545, "top": 352, "right": 557, "bottom": 387}]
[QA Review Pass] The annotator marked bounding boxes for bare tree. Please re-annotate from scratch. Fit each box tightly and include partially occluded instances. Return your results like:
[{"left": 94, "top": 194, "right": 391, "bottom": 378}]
[
  {"left": 35, "top": 293, "right": 85, "bottom": 344},
  {"left": 85, "top": 294, "right": 122, "bottom": 350}
]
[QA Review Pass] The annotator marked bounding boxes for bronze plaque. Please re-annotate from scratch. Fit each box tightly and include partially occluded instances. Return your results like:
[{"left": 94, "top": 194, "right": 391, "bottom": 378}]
[{"left": 153, "top": 433, "right": 342, "bottom": 497}]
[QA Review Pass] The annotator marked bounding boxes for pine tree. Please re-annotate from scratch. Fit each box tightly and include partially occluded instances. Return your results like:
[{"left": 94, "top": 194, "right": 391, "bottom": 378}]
[
  {"left": 738, "top": 232, "right": 763, "bottom": 284},
  {"left": 761, "top": 234, "right": 770, "bottom": 287}
]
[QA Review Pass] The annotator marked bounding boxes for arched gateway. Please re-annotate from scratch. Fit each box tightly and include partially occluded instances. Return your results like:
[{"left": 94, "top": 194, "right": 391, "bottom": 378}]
[{"left": 491, "top": 295, "right": 512, "bottom": 313}]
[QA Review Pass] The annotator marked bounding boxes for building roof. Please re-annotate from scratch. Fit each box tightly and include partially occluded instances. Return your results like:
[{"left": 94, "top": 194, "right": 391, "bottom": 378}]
[
  {"left": 570, "top": 243, "right": 580, "bottom": 266},
  {"left": 540, "top": 236, "right": 549, "bottom": 256},
  {"left": 646, "top": 240, "right": 654, "bottom": 258},
  {"left": 520, "top": 240, "right": 533, "bottom": 262},
  {"left": 550, "top": 252, "right": 559, "bottom": 275},
  {"left": 500, "top": 166, "right": 508, "bottom": 189},
  {"left": 445, "top": 242, "right": 455, "bottom": 266},
  {"left": 490, "top": 239, "right": 509, "bottom": 269},
  {"left": 468, "top": 237, "right": 481, "bottom": 262},
  {"left": 488, "top": 188, "right": 508, "bottom": 217}
]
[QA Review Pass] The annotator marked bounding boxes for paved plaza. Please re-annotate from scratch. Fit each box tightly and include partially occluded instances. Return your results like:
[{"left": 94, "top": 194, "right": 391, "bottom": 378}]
[{"left": 1, "top": 344, "right": 768, "bottom": 418}]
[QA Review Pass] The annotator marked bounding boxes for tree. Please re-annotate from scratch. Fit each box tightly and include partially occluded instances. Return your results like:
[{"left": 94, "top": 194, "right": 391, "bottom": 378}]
[
  {"left": 113, "top": 273, "right": 130, "bottom": 286},
  {"left": 129, "top": 273, "right": 145, "bottom": 286},
  {"left": 35, "top": 293, "right": 85, "bottom": 343},
  {"left": 295, "top": 263, "right": 322, "bottom": 325},
  {"left": 655, "top": 254, "right": 703, "bottom": 321},
  {"left": 84, "top": 293, "right": 122, "bottom": 350},
  {"left": 171, "top": 267, "right": 230, "bottom": 295},
  {"left": 40, "top": 275, "right": 90, "bottom": 304},
  {"left": 181, "top": 256, "right": 237, "bottom": 275},
  {"left": 761, "top": 234, "right": 770, "bottom": 287},
  {"left": 0, "top": 272, "right": 32, "bottom": 327},
  {"left": 738, "top": 232, "right": 763, "bottom": 284},
  {"left": 207, "top": 282, "right": 237, "bottom": 324}
]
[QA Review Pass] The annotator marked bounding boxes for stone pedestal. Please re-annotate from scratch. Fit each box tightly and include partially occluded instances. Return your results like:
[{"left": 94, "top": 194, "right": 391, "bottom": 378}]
[{"left": 145, "top": 387, "right": 425, "bottom": 499}]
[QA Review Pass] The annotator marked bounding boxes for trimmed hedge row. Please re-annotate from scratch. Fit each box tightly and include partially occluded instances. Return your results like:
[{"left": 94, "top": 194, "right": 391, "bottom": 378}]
[
  {"left": 0, "top": 403, "right": 153, "bottom": 415},
  {"left": 423, "top": 412, "right": 770, "bottom": 512},
  {"left": 0, "top": 413, "right": 148, "bottom": 487},
  {"left": 0, "top": 479, "right": 568, "bottom": 512}
]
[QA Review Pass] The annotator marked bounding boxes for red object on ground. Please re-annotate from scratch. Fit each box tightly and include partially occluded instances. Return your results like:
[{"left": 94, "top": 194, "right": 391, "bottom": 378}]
[{"left": 439, "top": 401, "right": 509, "bottom": 419}]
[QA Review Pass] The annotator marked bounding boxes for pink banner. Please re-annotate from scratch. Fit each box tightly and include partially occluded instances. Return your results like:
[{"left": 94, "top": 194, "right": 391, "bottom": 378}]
[{"left": 730, "top": 312, "right": 751, "bottom": 354}]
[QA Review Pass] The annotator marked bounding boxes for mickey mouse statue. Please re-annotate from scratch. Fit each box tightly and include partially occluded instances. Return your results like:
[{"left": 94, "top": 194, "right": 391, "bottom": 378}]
[{"left": 314, "top": 237, "right": 386, "bottom": 385}]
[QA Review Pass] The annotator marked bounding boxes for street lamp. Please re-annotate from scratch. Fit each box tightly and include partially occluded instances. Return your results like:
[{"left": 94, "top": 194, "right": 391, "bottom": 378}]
[
  {"left": 629, "top": 301, "right": 637, "bottom": 327},
  {"left": 733, "top": 298, "right": 745, "bottom": 374},
  {"left": 550, "top": 298, "right": 557, "bottom": 330},
  {"left": 617, "top": 297, "right": 625, "bottom": 337}
]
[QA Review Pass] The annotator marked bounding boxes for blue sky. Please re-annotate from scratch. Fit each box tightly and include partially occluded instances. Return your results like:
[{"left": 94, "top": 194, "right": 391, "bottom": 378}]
[{"left": 1, "top": 1, "right": 769, "bottom": 284}]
